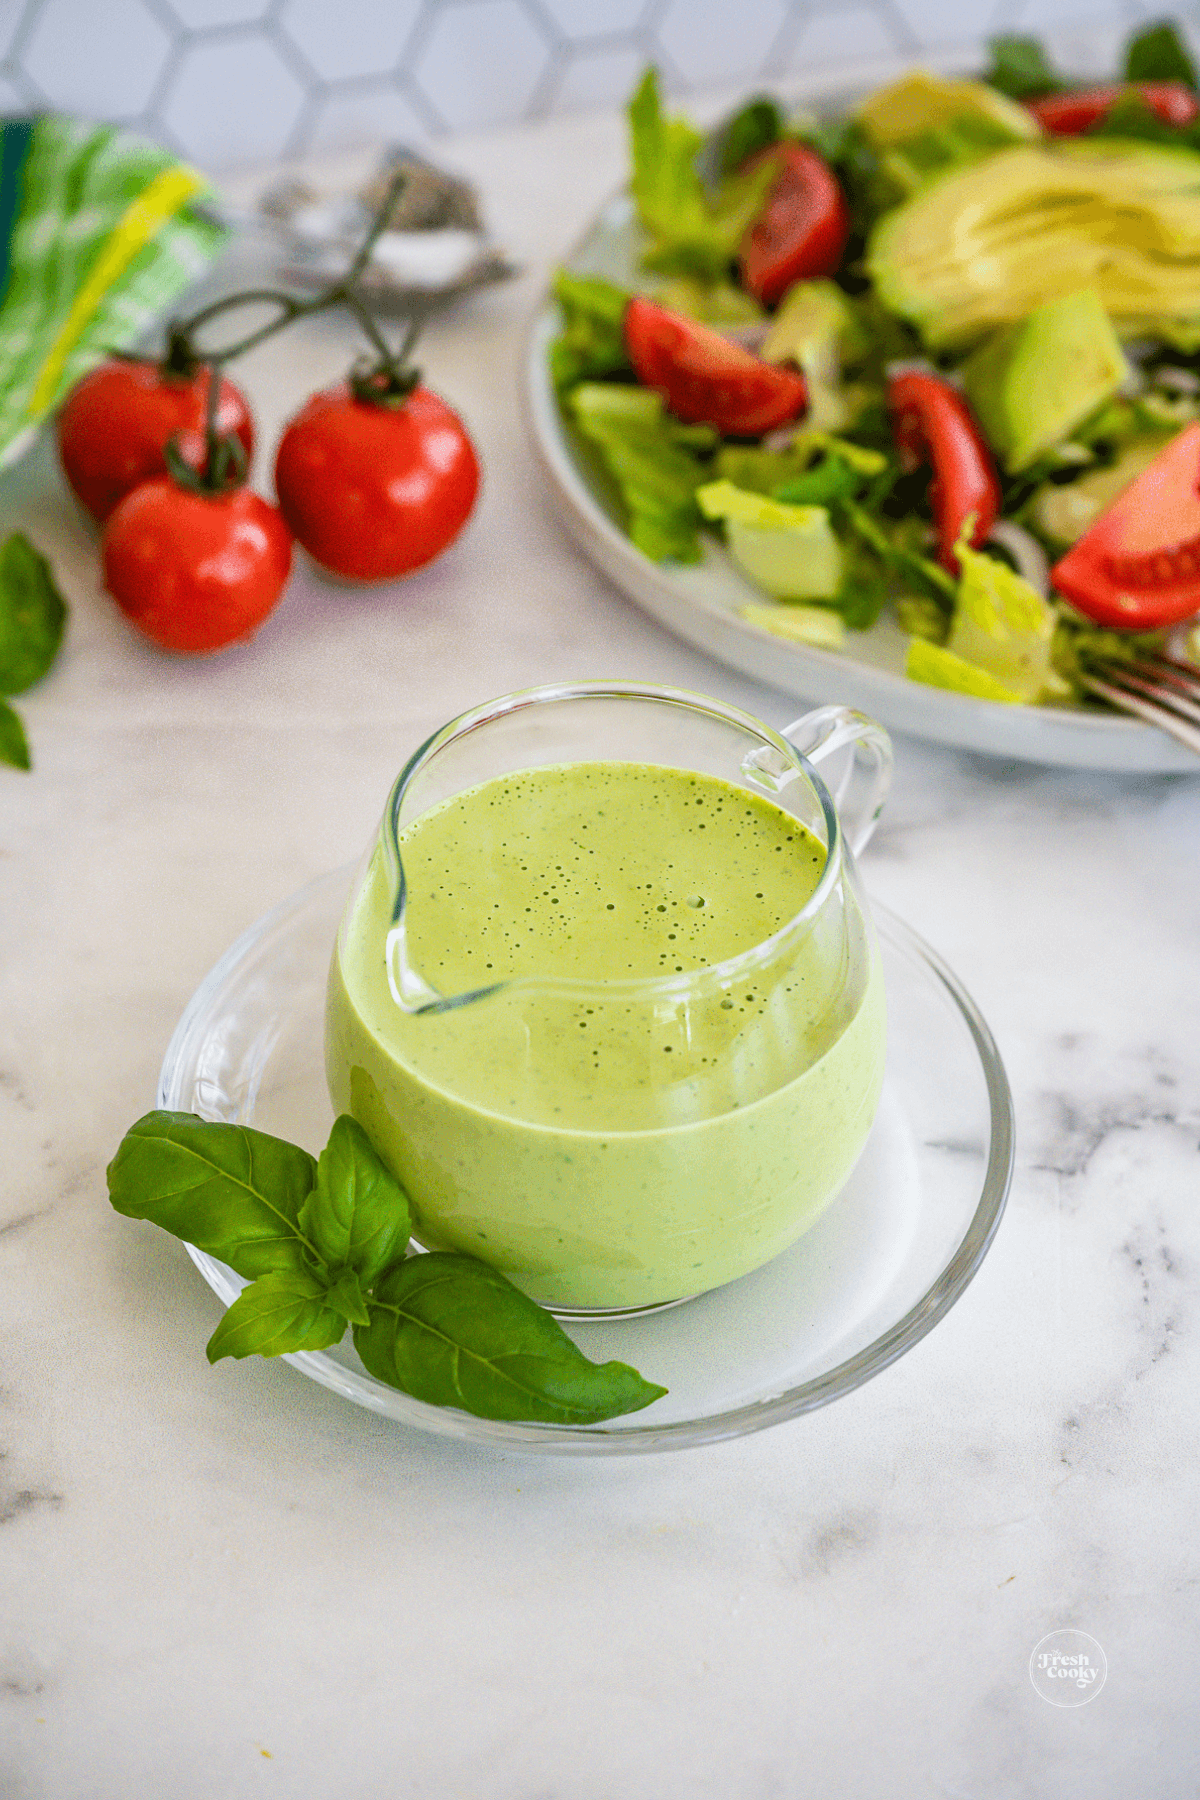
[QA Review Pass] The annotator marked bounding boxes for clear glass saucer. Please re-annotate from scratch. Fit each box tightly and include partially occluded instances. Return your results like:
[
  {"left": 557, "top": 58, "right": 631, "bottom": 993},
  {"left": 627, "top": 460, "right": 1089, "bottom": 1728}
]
[{"left": 158, "top": 868, "right": 1014, "bottom": 1456}]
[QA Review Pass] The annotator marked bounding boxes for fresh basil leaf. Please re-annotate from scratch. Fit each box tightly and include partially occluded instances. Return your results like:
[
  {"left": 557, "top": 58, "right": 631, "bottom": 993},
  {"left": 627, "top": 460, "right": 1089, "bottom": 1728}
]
[
  {"left": 107, "top": 1111, "right": 319, "bottom": 1280},
  {"left": 324, "top": 1268, "right": 372, "bottom": 1328},
  {"left": 0, "top": 533, "right": 67, "bottom": 697},
  {"left": 1124, "top": 21, "right": 1197, "bottom": 88},
  {"left": 982, "top": 34, "right": 1064, "bottom": 101},
  {"left": 0, "top": 697, "right": 29, "bottom": 770},
  {"left": 354, "top": 1253, "right": 668, "bottom": 1424},
  {"left": 549, "top": 270, "right": 632, "bottom": 393},
  {"left": 296, "top": 1114, "right": 412, "bottom": 1289},
  {"left": 206, "top": 1269, "right": 348, "bottom": 1362}
]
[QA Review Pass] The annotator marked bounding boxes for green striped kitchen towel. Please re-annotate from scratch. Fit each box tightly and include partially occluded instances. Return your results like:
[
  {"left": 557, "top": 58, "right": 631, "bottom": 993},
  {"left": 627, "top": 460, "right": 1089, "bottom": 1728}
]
[{"left": 0, "top": 114, "right": 226, "bottom": 469}]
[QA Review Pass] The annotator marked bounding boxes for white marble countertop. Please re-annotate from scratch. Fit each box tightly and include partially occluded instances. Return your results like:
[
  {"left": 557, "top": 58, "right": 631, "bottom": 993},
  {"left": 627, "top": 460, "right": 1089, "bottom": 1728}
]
[{"left": 3, "top": 106, "right": 1199, "bottom": 1800}]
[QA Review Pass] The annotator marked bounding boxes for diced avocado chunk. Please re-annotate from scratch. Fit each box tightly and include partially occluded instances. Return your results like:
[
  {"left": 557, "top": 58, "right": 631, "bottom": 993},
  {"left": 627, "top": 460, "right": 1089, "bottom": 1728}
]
[
  {"left": 697, "top": 480, "right": 843, "bottom": 600},
  {"left": 856, "top": 70, "right": 1040, "bottom": 147},
  {"left": 867, "top": 139, "right": 1200, "bottom": 348},
  {"left": 961, "top": 289, "right": 1130, "bottom": 472}
]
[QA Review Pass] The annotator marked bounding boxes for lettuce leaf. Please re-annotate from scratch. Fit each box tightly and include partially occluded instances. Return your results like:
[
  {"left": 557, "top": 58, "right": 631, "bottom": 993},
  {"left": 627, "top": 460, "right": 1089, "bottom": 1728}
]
[
  {"left": 1123, "top": 20, "right": 1197, "bottom": 87},
  {"left": 569, "top": 383, "right": 717, "bottom": 562},
  {"left": 981, "top": 35, "right": 1064, "bottom": 102},
  {"left": 906, "top": 638, "right": 1025, "bottom": 701},
  {"left": 740, "top": 602, "right": 845, "bottom": 648},
  {"left": 549, "top": 271, "right": 632, "bottom": 393},
  {"left": 628, "top": 68, "right": 776, "bottom": 278},
  {"left": 947, "top": 541, "right": 1066, "bottom": 702},
  {"left": 697, "top": 479, "right": 843, "bottom": 598}
]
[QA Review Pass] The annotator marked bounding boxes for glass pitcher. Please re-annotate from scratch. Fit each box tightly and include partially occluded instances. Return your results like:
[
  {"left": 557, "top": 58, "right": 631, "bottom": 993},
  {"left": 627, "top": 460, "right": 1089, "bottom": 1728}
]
[{"left": 325, "top": 681, "right": 892, "bottom": 1315}]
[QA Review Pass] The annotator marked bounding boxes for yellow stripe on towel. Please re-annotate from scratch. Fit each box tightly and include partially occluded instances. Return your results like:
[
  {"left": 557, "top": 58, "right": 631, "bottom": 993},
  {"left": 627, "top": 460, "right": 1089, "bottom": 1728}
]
[{"left": 29, "top": 165, "right": 206, "bottom": 415}]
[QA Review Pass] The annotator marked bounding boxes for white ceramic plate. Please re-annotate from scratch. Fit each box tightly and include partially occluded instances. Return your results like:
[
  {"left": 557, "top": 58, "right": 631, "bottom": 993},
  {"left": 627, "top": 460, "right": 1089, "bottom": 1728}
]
[
  {"left": 156, "top": 867, "right": 1013, "bottom": 1456},
  {"left": 522, "top": 191, "right": 1198, "bottom": 774}
]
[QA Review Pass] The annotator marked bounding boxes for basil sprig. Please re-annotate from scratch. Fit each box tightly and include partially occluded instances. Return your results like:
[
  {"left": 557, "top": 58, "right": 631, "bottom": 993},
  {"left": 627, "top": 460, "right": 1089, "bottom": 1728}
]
[
  {"left": 108, "top": 1111, "right": 667, "bottom": 1426},
  {"left": 0, "top": 532, "right": 67, "bottom": 771}
]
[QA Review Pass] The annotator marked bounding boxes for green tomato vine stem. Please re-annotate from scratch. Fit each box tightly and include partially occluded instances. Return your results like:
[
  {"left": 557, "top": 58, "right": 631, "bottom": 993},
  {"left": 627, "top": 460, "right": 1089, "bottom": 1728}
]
[{"left": 163, "top": 168, "right": 426, "bottom": 490}]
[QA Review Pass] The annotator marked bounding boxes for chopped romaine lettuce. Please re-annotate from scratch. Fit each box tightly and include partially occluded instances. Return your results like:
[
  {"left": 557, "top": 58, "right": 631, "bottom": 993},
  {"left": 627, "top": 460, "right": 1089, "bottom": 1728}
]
[
  {"left": 700, "top": 97, "right": 783, "bottom": 184},
  {"left": 946, "top": 540, "right": 1067, "bottom": 702},
  {"left": 651, "top": 275, "right": 765, "bottom": 326},
  {"left": 550, "top": 272, "right": 632, "bottom": 392},
  {"left": 569, "top": 383, "right": 717, "bottom": 562},
  {"left": 896, "top": 594, "right": 951, "bottom": 642},
  {"left": 906, "top": 638, "right": 1025, "bottom": 701},
  {"left": 628, "top": 69, "right": 776, "bottom": 279},
  {"left": 697, "top": 480, "right": 843, "bottom": 598},
  {"left": 740, "top": 602, "right": 846, "bottom": 648},
  {"left": 716, "top": 443, "right": 820, "bottom": 494}
]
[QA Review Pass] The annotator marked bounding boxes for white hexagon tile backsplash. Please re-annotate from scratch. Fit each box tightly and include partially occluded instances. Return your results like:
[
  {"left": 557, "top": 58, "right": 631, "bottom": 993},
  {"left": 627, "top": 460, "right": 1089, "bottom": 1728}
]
[{"left": 0, "top": 0, "right": 1194, "bottom": 170}]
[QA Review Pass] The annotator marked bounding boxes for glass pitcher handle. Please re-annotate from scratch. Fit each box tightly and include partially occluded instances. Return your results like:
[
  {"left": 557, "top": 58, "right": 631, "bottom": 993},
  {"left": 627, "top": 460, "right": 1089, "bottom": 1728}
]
[{"left": 782, "top": 705, "right": 893, "bottom": 857}]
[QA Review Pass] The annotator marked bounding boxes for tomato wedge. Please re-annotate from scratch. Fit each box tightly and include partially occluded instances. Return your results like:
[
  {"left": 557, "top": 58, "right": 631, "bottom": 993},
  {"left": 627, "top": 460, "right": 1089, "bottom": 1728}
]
[
  {"left": 737, "top": 144, "right": 851, "bottom": 307},
  {"left": 1029, "top": 82, "right": 1199, "bottom": 134},
  {"left": 1051, "top": 424, "right": 1200, "bottom": 628},
  {"left": 624, "top": 297, "right": 808, "bottom": 436},
  {"left": 887, "top": 371, "right": 1001, "bottom": 572}
]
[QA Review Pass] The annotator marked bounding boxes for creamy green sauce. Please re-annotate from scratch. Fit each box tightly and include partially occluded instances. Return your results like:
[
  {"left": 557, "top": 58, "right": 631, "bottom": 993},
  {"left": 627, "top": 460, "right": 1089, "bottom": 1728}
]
[{"left": 326, "top": 762, "right": 886, "bottom": 1309}]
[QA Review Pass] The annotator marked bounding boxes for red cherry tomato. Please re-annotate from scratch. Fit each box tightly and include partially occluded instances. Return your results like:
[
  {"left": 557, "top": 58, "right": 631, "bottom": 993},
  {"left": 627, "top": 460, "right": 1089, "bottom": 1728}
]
[
  {"left": 1029, "top": 82, "right": 1199, "bottom": 134},
  {"left": 57, "top": 360, "right": 255, "bottom": 522},
  {"left": 887, "top": 370, "right": 1002, "bottom": 573},
  {"left": 738, "top": 144, "right": 851, "bottom": 307},
  {"left": 273, "top": 384, "right": 480, "bottom": 582},
  {"left": 624, "top": 296, "right": 808, "bottom": 436},
  {"left": 102, "top": 479, "right": 292, "bottom": 653},
  {"left": 1051, "top": 424, "right": 1200, "bottom": 629}
]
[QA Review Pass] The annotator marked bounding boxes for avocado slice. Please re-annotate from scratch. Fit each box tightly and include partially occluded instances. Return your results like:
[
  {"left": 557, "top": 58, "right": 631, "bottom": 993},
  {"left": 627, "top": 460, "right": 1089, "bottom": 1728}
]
[
  {"left": 867, "top": 139, "right": 1200, "bottom": 349},
  {"left": 961, "top": 290, "right": 1130, "bottom": 472},
  {"left": 856, "top": 70, "right": 1040, "bottom": 146}
]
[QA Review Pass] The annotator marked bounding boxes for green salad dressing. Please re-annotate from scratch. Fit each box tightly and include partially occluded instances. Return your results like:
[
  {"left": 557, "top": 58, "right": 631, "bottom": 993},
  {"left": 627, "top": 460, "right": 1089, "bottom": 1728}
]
[{"left": 326, "top": 762, "right": 886, "bottom": 1309}]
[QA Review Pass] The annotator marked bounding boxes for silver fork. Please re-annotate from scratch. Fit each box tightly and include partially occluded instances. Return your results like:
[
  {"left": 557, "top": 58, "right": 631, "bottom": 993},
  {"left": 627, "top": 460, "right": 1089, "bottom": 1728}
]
[{"left": 1078, "top": 651, "right": 1200, "bottom": 755}]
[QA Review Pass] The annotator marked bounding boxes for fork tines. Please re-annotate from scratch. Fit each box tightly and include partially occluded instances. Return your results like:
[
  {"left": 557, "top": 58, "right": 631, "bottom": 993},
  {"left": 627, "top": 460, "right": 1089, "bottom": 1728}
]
[{"left": 1079, "top": 652, "right": 1200, "bottom": 755}]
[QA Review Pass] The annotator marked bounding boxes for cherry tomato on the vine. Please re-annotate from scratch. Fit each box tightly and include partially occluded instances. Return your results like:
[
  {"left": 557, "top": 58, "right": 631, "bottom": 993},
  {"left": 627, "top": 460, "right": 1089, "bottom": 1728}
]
[
  {"left": 57, "top": 360, "right": 255, "bottom": 522},
  {"left": 273, "top": 383, "right": 480, "bottom": 582},
  {"left": 102, "top": 479, "right": 292, "bottom": 653}
]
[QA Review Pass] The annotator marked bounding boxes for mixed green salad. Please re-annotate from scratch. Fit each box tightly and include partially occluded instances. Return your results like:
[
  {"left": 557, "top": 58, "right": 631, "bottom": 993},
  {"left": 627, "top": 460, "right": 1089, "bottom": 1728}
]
[{"left": 548, "top": 22, "right": 1200, "bottom": 709}]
